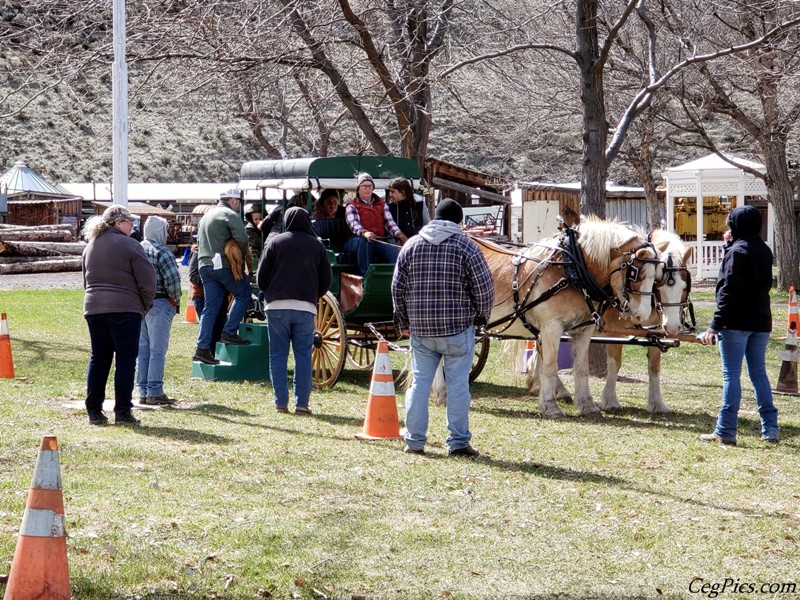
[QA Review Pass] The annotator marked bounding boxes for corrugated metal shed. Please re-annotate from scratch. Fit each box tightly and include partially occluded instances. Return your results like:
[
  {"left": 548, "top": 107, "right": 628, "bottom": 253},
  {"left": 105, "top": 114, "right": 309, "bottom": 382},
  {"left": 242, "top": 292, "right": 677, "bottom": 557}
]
[{"left": 0, "top": 161, "right": 70, "bottom": 197}]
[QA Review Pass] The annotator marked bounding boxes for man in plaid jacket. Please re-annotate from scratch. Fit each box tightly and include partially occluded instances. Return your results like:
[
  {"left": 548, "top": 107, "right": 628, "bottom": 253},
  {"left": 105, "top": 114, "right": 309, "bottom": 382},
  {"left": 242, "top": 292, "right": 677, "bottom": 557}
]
[{"left": 392, "top": 199, "right": 494, "bottom": 457}]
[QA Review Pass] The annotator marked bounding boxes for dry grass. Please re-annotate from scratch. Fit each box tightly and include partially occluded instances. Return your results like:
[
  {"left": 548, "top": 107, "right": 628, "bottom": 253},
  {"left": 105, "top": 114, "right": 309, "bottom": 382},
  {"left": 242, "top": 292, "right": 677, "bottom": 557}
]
[{"left": 1, "top": 288, "right": 799, "bottom": 599}]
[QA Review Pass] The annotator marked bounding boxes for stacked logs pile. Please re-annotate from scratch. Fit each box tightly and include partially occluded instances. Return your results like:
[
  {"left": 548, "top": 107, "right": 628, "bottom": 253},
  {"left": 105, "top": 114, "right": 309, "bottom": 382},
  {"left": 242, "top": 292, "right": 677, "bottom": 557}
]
[{"left": 0, "top": 224, "right": 85, "bottom": 275}]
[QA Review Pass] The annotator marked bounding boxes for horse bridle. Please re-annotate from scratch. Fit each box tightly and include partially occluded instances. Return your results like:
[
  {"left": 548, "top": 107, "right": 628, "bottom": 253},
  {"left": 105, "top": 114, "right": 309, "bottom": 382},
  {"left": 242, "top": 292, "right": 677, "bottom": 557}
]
[
  {"left": 609, "top": 245, "right": 660, "bottom": 314},
  {"left": 653, "top": 253, "right": 696, "bottom": 331}
]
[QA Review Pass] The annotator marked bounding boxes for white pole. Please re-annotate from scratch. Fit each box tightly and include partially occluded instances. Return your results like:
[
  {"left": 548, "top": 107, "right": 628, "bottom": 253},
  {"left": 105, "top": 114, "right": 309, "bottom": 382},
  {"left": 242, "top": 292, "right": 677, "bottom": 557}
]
[{"left": 112, "top": 0, "right": 128, "bottom": 207}]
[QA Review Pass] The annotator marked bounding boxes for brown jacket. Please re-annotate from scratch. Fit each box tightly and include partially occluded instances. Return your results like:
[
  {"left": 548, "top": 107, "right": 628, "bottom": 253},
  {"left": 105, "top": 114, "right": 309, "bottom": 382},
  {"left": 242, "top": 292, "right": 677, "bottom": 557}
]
[{"left": 82, "top": 227, "right": 157, "bottom": 316}]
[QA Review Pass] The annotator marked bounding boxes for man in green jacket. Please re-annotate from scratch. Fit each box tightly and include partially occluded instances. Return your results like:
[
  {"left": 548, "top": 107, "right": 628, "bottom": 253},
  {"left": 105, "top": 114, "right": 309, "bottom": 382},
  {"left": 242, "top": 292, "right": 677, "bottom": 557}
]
[{"left": 192, "top": 189, "right": 252, "bottom": 365}]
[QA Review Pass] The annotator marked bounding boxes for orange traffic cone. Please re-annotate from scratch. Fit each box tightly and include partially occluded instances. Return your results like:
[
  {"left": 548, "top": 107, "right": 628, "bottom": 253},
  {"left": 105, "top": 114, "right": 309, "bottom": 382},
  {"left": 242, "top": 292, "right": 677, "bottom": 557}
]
[
  {"left": 787, "top": 286, "right": 798, "bottom": 334},
  {"left": 3, "top": 436, "right": 70, "bottom": 600},
  {"left": 775, "top": 323, "right": 798, "bottom": 395},
  {"left": 183, "top": 287, "right": 198, "bottom": 324},
  {"left": 355, "top": 341, "right": 402, "bottom": 440},
  {"left": 0, "top": 312, "right": 15, "bottom": 379},
  {"left": 521, "top": 340, "right": 535, "bottom": 373}
]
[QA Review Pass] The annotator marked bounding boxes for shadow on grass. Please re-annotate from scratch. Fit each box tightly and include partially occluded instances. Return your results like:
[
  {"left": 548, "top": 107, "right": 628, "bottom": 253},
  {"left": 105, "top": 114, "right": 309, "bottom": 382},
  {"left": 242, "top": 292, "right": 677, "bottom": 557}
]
[
  {"left": 481, "top": 456, "right": 628, "bottom": 486},
  {"left": 185, "top": 403, "right": 253, "bottom": 417},
  {"left": 128, "top": 425, "right": 234, "bottom": 445}
]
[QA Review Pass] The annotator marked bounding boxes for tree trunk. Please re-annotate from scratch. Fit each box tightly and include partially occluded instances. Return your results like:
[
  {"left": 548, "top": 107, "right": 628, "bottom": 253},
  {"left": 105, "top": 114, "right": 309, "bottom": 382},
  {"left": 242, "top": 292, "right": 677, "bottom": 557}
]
[
  {"left": 763, "top": 148, "right": 798, "bottom": 290},
  {"left": 576, "top": 0, "right": 608, "bottom": 218},
  {"left": 0, "top": 230, "right": 74, "bottom": 243},
  {"left": 0, "top": 240, "right": 87, "bottom": 256},
  {"left": 0, "top": 257, "right": 82, "bottom": 274}
]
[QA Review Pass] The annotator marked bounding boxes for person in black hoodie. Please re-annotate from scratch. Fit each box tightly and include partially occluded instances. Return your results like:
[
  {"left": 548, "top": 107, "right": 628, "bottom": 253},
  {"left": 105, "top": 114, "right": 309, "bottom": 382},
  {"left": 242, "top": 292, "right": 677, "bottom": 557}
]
[
  {"left": 257, "top": 207, "right": 332, "bottom": 414},
  {"left": 698, "top": 205, "right": 779, "bottom": 445},
  {"left": 387, "top": 177, "right": 429, "bottom": 240}
]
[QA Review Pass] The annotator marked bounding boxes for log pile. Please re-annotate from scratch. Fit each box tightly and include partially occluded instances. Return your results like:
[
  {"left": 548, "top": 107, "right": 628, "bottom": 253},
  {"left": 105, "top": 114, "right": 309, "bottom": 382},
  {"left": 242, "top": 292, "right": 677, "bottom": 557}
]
[{"left": 0, "top": 224, "right": 85, "bottom": 275}]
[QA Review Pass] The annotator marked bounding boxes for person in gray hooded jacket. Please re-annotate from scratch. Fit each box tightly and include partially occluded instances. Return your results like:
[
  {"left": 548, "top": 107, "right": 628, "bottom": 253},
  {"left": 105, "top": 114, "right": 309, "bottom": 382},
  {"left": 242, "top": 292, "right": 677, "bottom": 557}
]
[
  {"left": 137, "top": 215, "right": 182, "bottom": 406},
  {"left": 391, "top": 199, "right": 494, "bottom": 457}
]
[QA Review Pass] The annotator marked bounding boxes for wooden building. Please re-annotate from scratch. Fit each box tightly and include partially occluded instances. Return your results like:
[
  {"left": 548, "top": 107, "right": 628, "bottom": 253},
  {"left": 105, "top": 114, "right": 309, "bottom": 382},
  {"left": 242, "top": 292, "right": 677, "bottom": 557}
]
[{"left": 0, "top": 161, "right": 81, "bottom": 228}]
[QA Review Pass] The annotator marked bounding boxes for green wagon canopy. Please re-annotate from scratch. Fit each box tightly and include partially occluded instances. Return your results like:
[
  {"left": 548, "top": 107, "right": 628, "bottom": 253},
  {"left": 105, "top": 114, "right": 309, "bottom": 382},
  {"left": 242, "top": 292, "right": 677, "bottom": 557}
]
[{"left": 238, "top": 156, "right": 421, "bottom": 193}]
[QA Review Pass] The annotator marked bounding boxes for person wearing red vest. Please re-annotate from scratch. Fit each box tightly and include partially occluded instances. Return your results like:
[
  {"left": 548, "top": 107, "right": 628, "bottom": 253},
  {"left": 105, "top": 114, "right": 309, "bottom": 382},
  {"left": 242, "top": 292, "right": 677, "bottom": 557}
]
[{"left": 344, "top": 173, "right": 408, "bottom": 276}]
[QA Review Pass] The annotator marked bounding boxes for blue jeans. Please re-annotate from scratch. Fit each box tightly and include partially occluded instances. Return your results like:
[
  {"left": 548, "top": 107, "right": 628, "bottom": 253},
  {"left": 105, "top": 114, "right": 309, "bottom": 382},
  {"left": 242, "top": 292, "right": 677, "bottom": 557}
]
[
  {"left": 404, "top": 327, "right": 475, "bottom": 452},
  {"left": 344, "top": 235, "right": 400, "bottom": 276},
  {"left": 194, "top": 294, "right": 227, "bottom": 347},
  {"left": 266, "top": 309, "right": 315, "bottom": 409},
  {"left": 136, "top": 299, "right": 176, "bottom": 398},
  {"left": 85, "top": 312, "right": 142, "bottom": 414},
  {"left": 715, "top": 330, "right": 779, "bottom": 442},
  {"left": 197, "top": 266, "right": 252, "bottom": 350}
]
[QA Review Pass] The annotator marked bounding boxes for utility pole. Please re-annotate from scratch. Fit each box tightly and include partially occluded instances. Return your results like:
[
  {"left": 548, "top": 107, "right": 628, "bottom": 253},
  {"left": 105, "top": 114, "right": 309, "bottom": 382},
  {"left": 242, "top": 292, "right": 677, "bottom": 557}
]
[{"left": 112, "top": 0, "right": 128, "bottom": 207}]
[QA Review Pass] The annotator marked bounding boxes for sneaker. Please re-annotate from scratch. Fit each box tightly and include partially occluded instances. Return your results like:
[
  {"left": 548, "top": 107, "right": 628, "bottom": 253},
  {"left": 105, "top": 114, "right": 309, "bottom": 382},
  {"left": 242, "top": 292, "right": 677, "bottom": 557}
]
[
  {"left": 144, "top": 395, "right": 177, "bottom": 406},
  {"left": 115, "top": 411, "right": 141, "bottom": 426},
  {"left": 448, "top": 445, "right": 480, "bottom": 457},
  {"left": 138, "top": 396, "right": 146, "bottom": 405},
  {"left": 275, "top": 406, "right": 289, "bottom": 413},
  {"left": 761, "top": 435, "right": 779, "bottom": 444},
  {"left": 403, "top": 446, "right": 425, "bottom": 455},
  {"left": 294, "top": 406, "right": 313, "bottom": 415},
  {"left": 220, "top": 332, "right": 251, "bottom": 346},
  {"left": 193, "top": 348, "right": 219, "bottom": 365},
  {"left": 699, "top": 433, "right": 736, "bottom": 446},
  {"left": 88, "top": 411, "right": 109, "bottom": 425}
]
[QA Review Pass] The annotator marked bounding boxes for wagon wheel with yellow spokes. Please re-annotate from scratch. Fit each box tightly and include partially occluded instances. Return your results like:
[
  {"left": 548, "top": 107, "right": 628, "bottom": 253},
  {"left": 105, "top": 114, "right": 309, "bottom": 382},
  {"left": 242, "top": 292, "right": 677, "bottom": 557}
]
[
  {"left": 312, "top": 292, "right": 347, "bottom": 388},
  {"left": 346, "top": 329, "right": 376, "bottom": 370}
]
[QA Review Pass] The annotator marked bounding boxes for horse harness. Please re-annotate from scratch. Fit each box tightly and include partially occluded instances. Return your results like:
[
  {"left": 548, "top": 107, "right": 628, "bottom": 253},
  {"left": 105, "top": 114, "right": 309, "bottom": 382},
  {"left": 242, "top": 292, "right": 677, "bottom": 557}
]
[{"left": 485, "top": 226, "right": 658, "bottom": 338}]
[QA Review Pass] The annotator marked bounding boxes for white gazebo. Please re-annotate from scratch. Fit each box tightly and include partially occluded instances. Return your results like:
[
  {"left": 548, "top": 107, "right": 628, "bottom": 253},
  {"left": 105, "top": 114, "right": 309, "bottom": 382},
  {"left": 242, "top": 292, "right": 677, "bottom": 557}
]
[{"left": 663, "top": 153, "right": 770, "bottom": 279}]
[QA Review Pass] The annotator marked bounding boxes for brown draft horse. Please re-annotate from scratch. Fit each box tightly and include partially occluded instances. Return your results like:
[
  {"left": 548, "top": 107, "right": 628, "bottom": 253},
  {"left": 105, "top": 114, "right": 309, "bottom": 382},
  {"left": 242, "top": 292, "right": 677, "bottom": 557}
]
[
  {"left": 475, "top": 217, "right": 660, "bottom": 418},
  {"left": 526, "top": 228, "right": 694, "bottom": 413}
]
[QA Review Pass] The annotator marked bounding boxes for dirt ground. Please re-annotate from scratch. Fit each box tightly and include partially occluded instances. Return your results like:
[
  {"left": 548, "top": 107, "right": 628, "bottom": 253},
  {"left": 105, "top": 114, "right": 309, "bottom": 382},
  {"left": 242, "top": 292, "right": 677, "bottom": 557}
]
[{"left": 0, "top": 265, "right": 192, "bottom": 291}]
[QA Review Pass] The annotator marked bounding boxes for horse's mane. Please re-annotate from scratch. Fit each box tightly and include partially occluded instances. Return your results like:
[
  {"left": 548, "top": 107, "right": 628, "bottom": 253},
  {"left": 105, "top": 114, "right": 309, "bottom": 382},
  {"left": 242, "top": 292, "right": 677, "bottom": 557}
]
[
  {"left": 649, "top": 228, "right": 688, "bottom": 266},
  {"left": 576, "top": 216, "right": 643, "bottom": 274}
]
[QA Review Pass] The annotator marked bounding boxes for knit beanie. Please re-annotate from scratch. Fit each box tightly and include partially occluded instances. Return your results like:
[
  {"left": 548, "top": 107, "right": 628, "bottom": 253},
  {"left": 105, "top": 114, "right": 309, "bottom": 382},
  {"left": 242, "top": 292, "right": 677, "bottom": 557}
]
[
  {"left": 435, "top": 199, "right": 463, "bottom": 225},
  {"left": 356, "top": 173, "right": 374, "bottom": 188}
]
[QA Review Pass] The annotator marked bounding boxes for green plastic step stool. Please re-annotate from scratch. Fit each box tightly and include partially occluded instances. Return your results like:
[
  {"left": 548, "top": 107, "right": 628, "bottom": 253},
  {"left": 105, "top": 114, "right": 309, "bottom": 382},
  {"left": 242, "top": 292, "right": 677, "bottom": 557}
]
[{"left": 191, "top": 322, "right": 270, "bottom": 382}]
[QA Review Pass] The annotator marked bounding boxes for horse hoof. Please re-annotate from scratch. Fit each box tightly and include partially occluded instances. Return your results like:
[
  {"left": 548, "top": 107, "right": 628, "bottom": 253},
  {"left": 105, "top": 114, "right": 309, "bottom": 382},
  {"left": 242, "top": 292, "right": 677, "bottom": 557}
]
[
  {"left": 581, "top": 409, "right": 604, "bottom": 419},
  {"left": 600, "top": 404, "right": 623, "bottom": 413},
  {"left": 542, "top": 410, "right": 566, "bottom": 419}
]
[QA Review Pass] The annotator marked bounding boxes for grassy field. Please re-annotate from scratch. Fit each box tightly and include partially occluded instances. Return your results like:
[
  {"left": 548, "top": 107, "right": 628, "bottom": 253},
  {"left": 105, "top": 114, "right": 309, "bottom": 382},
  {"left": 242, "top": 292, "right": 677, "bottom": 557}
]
[{"left": 1, "top": 288, "right": 799, "bottom": 600}]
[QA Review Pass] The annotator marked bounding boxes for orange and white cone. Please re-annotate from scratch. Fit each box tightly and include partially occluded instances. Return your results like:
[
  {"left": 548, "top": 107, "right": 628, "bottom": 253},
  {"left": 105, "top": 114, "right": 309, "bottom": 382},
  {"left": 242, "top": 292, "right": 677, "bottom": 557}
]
[
  {"left": 520, "top": 340, "right": 535, "bottom": 373},
  {"left": 355, "top": 341, "right": 402, "bottom": 440},
  {"left": 0, "top": 312, "right": 15, "bottom": 379},
  {"left": 775, "top": 323, "right": 799, "bottom": 395},
  {"left": 787, "top": 286, "right": 798, "bottom": 335},
  {"left": 183, "top": 287, "right": 197, "bottom": 324},
  {"left": 3, "top": 436, "right": 70, "bottom": 600}
]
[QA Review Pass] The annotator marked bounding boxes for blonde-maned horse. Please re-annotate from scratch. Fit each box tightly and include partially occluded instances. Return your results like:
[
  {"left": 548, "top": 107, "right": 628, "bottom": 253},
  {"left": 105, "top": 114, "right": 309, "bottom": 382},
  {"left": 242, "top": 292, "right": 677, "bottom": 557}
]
[
  {"left": 473, "top": 217, "right": 660, "bottom": 418},
  {"left": 526, "top": 228, "right": 694, "bottom": 413}
]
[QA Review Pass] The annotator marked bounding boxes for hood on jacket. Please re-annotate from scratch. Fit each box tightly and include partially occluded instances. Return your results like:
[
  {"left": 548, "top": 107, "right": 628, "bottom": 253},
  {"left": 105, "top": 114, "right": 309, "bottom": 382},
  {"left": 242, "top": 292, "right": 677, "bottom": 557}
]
[
  {"left": 728, "top": 205, "right": 762, "bottom": 240},
  {"left": 283, "top": 206, "right": 315, "bottom": 236},
  {"left": 418, "top": 219, "right": 463, "bottom": 245},
  {"left": 144, "top": 215, "right": 168, "bottom": 245}
]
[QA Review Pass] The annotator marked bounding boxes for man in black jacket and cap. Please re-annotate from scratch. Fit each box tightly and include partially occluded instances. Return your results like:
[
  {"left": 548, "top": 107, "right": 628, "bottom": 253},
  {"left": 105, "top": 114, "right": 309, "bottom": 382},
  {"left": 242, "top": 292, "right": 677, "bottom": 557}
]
[{"left": 257, "top": 207, "right": 332, "bottom": 414}]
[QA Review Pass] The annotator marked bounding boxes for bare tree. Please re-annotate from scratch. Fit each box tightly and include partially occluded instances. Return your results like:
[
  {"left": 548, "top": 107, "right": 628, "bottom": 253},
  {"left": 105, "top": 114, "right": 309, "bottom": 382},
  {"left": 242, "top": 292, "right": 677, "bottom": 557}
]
[
  {"left": 665, "top": 0, "right": 800, "bottom": 290},
  {"left": 440, "top": 0, "right": 800, "bottom": 218}
]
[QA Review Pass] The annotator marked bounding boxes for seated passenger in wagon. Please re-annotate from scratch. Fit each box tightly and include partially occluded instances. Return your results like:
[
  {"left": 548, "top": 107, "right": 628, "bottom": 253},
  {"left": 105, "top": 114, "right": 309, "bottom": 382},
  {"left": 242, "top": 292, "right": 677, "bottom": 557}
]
[
  {"left": 311, "top": 189, "right": 350, "bottom": 250},
  {"left": 344, "top": 173, "right": 408, "bottom": 276}
]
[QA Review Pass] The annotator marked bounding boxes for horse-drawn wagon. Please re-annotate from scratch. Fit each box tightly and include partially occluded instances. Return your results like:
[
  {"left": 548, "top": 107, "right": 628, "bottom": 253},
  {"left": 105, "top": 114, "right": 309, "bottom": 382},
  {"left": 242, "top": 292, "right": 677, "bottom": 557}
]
[{"left": 239, "top": 155, "right": 490, "bottom": 389}]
